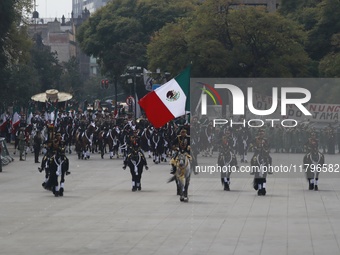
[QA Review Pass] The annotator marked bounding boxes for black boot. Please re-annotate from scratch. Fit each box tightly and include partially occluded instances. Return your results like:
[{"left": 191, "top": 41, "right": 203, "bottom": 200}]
[
  {"left": 59, "top": 187, "right": 64, "bottom": 196},
  {"left": 224, "top": 182, "right": 230, "bottom": 191},
  {"left": 308, "top": 179, "right": 314, "bottom": 190},
  {"left": 253, "top": 179, "right": 258, "bottom": 190}
]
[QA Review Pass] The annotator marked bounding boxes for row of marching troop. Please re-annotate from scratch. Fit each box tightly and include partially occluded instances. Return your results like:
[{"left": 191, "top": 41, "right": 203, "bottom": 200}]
[
  {"left": 7, "top": 109, "right": 193, "bottom": 198},
  {"left": 4, "top": 109, "right": 326, "bottom": 200}
]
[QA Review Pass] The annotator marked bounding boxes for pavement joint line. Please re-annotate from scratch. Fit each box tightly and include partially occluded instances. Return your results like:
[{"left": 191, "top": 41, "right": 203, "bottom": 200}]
[
  {"left": 319, "top": 189, "right": 340, "bottom": 252},
  {"left": 231, "top": 189, "right": 257, "bottom": 255},
  {"left": 302, "top": 188, "right": 316, "bottom": 255}
]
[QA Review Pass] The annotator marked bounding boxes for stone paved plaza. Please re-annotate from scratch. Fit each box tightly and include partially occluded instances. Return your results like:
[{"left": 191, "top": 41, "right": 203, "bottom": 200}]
[{"left": 1, "top": 145, "right": 340, "bottom": 255}]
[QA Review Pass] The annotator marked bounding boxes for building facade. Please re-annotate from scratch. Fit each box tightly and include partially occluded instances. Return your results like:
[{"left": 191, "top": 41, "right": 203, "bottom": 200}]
[
  {"left": 232, "top": 0, "right": 280, "bottom": 12},
  {"left": 72, "top": 0, "right": 109, "bottom": 18}
]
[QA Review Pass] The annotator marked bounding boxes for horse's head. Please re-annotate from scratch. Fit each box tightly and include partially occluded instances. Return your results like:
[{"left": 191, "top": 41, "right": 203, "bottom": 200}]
[
  {"left": 177, "top": 152, "right": 188, "bottom": 168},
  {"left": 87, "top": 122, "right": 96, "bottom": 134},
  {"left": 309, "top": 149, "right": 321, "bottom": 163},
  {"left": 256, "top": 148, "right": 270, "bottom": 165},
  {"left": 129, "top": 148, "right": 140, "bottom": 162}
]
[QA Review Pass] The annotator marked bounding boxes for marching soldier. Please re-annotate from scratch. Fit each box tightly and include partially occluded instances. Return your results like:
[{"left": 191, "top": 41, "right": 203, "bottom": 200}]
[{"left": 327, "top": 125, "right": 335, "bottom": 154}]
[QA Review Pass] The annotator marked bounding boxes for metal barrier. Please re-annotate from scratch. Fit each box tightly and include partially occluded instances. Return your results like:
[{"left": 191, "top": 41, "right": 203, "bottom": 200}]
[{"left": 0, "top": 138, "right": 13, "bottom": 167}]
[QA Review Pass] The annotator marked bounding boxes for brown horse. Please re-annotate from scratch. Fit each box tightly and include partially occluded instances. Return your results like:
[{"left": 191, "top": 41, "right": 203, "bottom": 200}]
[{"left": 75, "top": 122, "right": 95, "bottom": 160}]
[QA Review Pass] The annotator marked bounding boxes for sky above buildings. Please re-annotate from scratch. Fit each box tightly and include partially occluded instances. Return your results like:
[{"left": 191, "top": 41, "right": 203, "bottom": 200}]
[{"left": 35, "top": 0, "right": 72, "bottom": 18}]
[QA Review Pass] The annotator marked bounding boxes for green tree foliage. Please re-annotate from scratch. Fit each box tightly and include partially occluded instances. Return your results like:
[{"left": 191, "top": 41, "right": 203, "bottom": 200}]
[
  {"left": 0, "top": 0, "right": 34, "bottom": 109},
  {"left": 30, "top": 33, "right": 63, "bottom": 91},
  {"left": 307, "top": 0, "right": 340, "bottom": 61},
  {"left": 148, "top": 2, "right": 311, "bottom": 77},
  {"left": 77, "top": 0, "right": 198, "bottom": 98},
  {"left": 280, "top": 0, "right": 340, "bottom": 77},
  {"left": 0, "top": 0, "right": 16, "bottom": 69},
  {"left": 60, "top": 56, "right": 83, "bottom": 93}
]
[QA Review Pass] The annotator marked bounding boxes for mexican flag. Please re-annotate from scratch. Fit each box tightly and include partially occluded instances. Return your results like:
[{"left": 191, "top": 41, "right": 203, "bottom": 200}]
[
  {"left": 0, "top": 113, "right": 7, "bottom": 132},
  {"left": 138, "top": 66, "right": 190, "bottom": 128},
  {"left": 12, "top": 112, "right": 21, "bottom": 130}
]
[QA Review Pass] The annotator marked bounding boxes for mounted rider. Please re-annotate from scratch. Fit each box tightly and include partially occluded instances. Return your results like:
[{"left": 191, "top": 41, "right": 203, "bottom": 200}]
[
  {"left": 170, "top": 128, "right": 191, "bottom": 174},
  {"left": 250, "top": 128, "right": 272, "bottom": 165},
  {"left": 304, "top": 132, "right": 319, "bottom": 153},
  {"left": 126, "top": 129, "right": 149, "bottom": 170},
  {"left": 219, "top": 129, "right": 234, "bottom": 153}
]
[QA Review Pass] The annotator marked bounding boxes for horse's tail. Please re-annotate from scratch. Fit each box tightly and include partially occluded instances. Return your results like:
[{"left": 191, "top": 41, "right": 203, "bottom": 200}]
[
  {"left": 167, "top": 175, "right": 176, "bottom": 183},
  {"left": 253, "top": 178, "right": 258, "bottom": 190}
]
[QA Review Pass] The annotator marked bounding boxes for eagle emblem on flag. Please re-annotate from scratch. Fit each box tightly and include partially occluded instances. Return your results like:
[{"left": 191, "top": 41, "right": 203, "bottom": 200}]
[{"left": 166, "top": 90, "right": 180, "bottom": 102}]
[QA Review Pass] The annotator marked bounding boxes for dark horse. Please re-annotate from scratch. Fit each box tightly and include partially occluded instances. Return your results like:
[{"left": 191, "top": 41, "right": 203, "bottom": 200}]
[
  {"left": 40, "top": 149, "right": 70, "bottom": 197},
  {"left": 106, "top": 127, "right": 120, "bottom": 159},
  {"left": 303, "top": 149, "right": 325, "bottom": 191},
  {"left": 250, "top": 149, "right": 272, "bottom": 196},
  {"left": 75, "top": 123, "right": 95, "bottom": 159},
  {"left": 123, "top": 148, "right": 149, "bottom": 191},
  {"left": 217, "top": 149, "right": 238, "bottom": 191},
  {"left": 168, "top": 151, "right": 192, "bottom": 202}
]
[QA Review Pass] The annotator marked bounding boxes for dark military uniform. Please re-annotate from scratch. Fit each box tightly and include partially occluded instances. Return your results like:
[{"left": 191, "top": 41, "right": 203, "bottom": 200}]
[
  {"left": 250, "top": 130, "right": 272, "bottom": 165},
  {"left": 304, "top": 132, "right": 319, "bottom": 153}
]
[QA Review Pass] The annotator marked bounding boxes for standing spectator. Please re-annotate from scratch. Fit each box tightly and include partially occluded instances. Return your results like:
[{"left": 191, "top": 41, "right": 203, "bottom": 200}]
[
  {"left": 337, "top": 125, "right": 340, "bottom": 153},
  {"left": 0, "top": 141, "right": 2, "bottom": 172},
  {"left": 327, "top": 125, "right": 335, "bottom": 154},
  {"left": 18, "top": 128, "right": 26, "bottom": 161},
  {"left": 33, "top": 130, "right": 42, "bottom": 163}
]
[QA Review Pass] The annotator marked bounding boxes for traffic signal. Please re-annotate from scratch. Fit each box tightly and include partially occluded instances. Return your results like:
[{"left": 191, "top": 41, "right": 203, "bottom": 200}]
[{"left": 101, "top": 79, "right": 109, "bottom": 89}]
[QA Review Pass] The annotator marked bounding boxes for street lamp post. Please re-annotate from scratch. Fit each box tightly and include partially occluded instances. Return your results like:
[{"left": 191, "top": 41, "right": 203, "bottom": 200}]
[{"left": 127, "top": 66, "right": 142, "bottom": 123}]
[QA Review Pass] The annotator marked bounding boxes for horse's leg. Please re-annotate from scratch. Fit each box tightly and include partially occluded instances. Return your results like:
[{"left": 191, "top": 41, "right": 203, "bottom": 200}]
[
  {"left": 99, "top": 141, "right": 105, "bottom": 159},
  {"left": 115, "top": 144, "right": 119, "bottom": 158},
  {"left": 43, "top": 168, "right": 50, "bottom": 190},
  {"left": 177, "top": 177, "right": 185, "bottom": 201},
  {"left": 68, "top": 140, "right": 72, "bottom": 154},
  {"left": 314, "top": 169, "right": 320, "bottom": 191},
  {"left": 175, "top": 176, "right": 181, "bottom": 196},
  {"left": 183, "top": 177, "right": 190, "bottom": 202},
  {"left": 59, "top": 172, "right": 65, "bottom": 196},
  {"left": 261, "top": 178, "right": 266, "bottom": 196},
  {"left": 13, "top": 138, "right": 18, "bottom": 154},
  {"left": 86, "top": 145, "right": 90, "bottom": 159},
  {"left": 48, "top": 168, "right": 59, "bottom": 196},
  {"left": 130, "top": 168, "right": 137, "bottom": 192},
  {"left": 109, "top": 143, "right": 114, "bottom": 159},
  {"left": 306, "top": 164, "right": 314, "bottom": 190},
  {"left": 257, "top": 178, "right": 266, "bottom": 196},
  {"left": 223, "top": 177, "right": 230, "bottom": 191},
  {"left": 137, "top": 167, "right": 143, "bottom": 191}
]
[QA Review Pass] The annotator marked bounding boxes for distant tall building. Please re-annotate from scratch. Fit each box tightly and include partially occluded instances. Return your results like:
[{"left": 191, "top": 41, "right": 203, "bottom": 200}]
[
  {"left": 72, "top": 0, "right": 109, "bottom": 18},
  {"left": 231, "top": 0, "right": 280, "bottom": 12}
]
